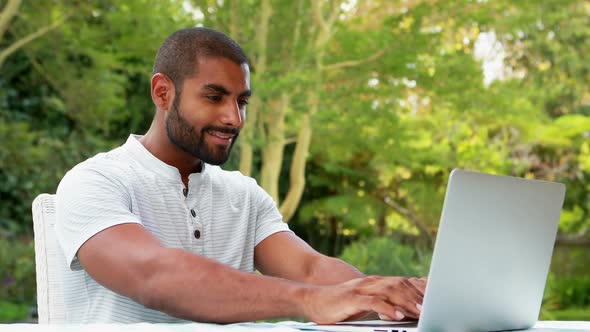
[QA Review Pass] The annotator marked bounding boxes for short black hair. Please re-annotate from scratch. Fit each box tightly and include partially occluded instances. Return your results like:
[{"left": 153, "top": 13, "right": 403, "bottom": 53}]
[{"left": 153, "top": 27, "right": 249, "bottom": 93}]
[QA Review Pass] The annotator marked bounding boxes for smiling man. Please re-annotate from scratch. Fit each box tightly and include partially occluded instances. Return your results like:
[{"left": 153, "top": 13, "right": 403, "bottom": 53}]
[{"left": 55, "top": 27, "right": 425, "bottom": 324}]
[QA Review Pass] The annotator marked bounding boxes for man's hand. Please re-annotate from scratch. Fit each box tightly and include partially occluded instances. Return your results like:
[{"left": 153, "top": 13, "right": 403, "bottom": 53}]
[
  {"left": 378, "top": 277, "right": 427, "bottom": 321},
  {"left": 302, "top": 276, "right": 425, "bottom": 324}
]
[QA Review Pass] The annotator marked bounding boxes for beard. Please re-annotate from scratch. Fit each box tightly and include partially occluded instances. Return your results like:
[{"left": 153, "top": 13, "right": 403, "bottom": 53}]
[{"left": 165, "top": 93, "right": 239, "bottom": 165}]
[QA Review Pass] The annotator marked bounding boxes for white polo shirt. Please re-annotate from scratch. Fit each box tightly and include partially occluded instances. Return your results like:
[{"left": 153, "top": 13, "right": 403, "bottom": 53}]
[{"left": 55, "top": 134, "right": 291, "bottom": 323}]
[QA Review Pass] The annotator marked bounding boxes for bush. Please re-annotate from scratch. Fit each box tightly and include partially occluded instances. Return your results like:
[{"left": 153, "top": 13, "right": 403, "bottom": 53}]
[
  {"left": 540, "top": 274, "right": 590, "bottom": 321},
  {"left": 544, "top": 275, "right": 590, "bottom": 308},
  {"left": 339, "top": 237, "right": 430, "bottom": 277},
  {"left": 0, "top": 236, "right": 36, "bottom": 322},
  {"left": 0, "top": 301, "right": 29, "bottom": 323}
]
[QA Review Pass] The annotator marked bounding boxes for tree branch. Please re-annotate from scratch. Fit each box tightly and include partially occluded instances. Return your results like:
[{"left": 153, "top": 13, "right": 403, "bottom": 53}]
[
  {"left": 326, "top": 0, "right": 341, "bottom": 28},
  {"left": 383, "top": 196, "right": 435, "bottom": 241},
  {"left": 321, "top": 49, "right": 385, "bottom": 71},
  {"left": 284, "top": 136, "right": 297, "bottom": 145},
  {"left": 311, "top": 0, "right": 326, "bottom": 30},
  {"left": 0, "top": 16, "right": 65, "bottom": 69},
  {"left": 25, "top": 50, "right": 63, "bottom": 95},
  {"left": 0, "top": 0, "right": 21, "bottom": 42}
]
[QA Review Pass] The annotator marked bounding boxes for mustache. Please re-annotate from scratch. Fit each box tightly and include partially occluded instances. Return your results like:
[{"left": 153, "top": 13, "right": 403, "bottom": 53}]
[{"left": 202, "top": 126, "right": 240, "bottom": 136}]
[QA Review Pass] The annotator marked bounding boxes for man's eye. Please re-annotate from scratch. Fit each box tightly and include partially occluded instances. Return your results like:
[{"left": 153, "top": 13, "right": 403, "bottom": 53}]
[
  {"left": 238, "top": 99, "right": 249, "bottom": 107},
  {"left": 207, "top": 95, "right": 222, "bottom": 102}
]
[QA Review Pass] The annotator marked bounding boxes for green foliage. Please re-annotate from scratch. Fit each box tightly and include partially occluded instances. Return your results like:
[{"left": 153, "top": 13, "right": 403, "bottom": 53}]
[
  {"left": 301, "top": 0, "right": 590, "bottom": 251},
  {"left": 0, "top": 0, "right": 193, "bottom": 237},
  {"left": 542, "top": 273, "right": 590, "bottom": 320},
  {"left": 300, "top": 193, "right": 384, "bottom": 237},
  {"left": 0, "top": 236, "right": 36, "bottom": 322},
  {"left": 0, "top": 120, "right": 58, "bottom": 236},
  {"left": 545, "top": 275, "right": 590, "bottom": 309},
  {"left": 339, "top": 237, "right": 430, "bottom": 277},
  {"left": 0, "top": 301, "right": 29, "bottom": 323}
]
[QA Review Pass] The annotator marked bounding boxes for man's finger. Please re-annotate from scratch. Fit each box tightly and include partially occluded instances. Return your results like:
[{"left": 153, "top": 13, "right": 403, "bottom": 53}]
[
  {"left": 357, "top": 278, "right": 423, "bottom": 318},
  {"left": 358, "top": 295, "right": 404, "bottom": 322},
  {"left": 403, "top": 278, "right": 425, "bottom": 297},
  {"left": 408, "top": 277, "right": 426, "bottom": 295},
  {"left": 378, "top": 308, "right": 406, "bottom": 321}
]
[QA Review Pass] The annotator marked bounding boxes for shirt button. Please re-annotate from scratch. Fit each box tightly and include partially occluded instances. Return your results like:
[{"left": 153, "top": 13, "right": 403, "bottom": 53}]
[
  {"left": 194, "top": 230, "right": 201, "bottom": 239},
  {"left": 183, "top": 188, "right": 188, "bottom": 197},
  {"left": 190, "top": 209, "right": 196, "bottom": 217}
]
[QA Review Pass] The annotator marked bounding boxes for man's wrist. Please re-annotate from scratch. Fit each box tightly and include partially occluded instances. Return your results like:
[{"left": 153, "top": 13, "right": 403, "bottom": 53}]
[{"left": 291, "top": 283, "right": 317, "bottom": 320}]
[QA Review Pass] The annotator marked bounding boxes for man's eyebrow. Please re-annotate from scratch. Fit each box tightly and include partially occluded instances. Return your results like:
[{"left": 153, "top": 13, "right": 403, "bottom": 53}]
[
  {"left": 203, "top": 84, "right": 251, "bottom": 98},
  {"left": 239, "top": 89, "right": 252, "bottom": 98},
  {"left": 204, "top": 84, "right": 231, "bottom": 95}
]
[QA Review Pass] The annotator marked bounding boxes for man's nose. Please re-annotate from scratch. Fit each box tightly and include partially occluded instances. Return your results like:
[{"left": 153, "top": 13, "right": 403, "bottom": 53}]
[{"left": 220, "top": 100, "right": 243, "bottom": 128}]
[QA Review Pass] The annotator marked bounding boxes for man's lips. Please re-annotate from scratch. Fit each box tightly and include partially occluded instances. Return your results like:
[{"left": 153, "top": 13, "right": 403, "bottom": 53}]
[
  {"left": 207, "top": 130, "right": 236, "bottom": 139},
  {"left": 206, "top": 130, "right": 237, "bottom": 146}
]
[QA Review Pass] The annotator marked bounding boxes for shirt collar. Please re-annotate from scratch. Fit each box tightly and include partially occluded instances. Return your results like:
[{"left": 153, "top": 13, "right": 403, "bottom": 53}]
[{"left": 123, "top": 134, "right": 209, "bottom": 183}]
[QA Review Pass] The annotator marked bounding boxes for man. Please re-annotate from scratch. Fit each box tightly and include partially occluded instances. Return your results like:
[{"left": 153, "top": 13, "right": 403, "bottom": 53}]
[{"left": 55, "top": 27, "right": 425, "bottom": 324}]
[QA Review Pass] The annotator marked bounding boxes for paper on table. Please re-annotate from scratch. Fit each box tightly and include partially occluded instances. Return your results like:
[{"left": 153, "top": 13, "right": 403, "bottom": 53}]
[
  {"left": 335, "top": 320, "right": 417, "bottom": 326},
  {"left": 273, "top": 320, "right": 590, "bottom": 332},
  {"left": 271, "top": 321, "right": 417, "bottom": 332}
]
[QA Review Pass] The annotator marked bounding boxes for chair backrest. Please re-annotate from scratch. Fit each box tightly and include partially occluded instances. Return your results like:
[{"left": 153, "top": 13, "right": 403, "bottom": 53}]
[{"left": 32, "top": 194, "right": 66, "bottom": 323}]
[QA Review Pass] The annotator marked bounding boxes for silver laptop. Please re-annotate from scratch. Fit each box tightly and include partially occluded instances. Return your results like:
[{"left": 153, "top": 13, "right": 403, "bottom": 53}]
[
  {"left": 418, "top": 169, "right": 566, "bottom": 331},
  {"left": 320, "top": 169, "right": 566, "bottom": 332}
]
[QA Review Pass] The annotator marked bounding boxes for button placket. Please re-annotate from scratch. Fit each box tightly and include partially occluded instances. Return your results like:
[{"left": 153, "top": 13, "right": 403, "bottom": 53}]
[
  {"left": 186, "top": 178, "right": 206, "bottom": 252},
  {"left": 189, "top": 206, "right": 203, "bottom": 243}
]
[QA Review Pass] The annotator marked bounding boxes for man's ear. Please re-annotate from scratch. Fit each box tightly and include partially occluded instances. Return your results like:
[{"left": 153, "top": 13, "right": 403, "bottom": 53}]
[{"left": 151, "top": 73, "right": 175, "bottom": 112}]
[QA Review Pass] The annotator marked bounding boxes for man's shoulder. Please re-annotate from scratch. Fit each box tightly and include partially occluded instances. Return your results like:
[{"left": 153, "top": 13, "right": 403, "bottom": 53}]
[{"left": 61, "top": 145, "right": 134, "bottom": 184}]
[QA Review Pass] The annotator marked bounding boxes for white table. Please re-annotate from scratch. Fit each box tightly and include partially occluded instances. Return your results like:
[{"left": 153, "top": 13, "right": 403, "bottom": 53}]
[{"left": 1, "top": 321, "right": 589, "bottom": 332}]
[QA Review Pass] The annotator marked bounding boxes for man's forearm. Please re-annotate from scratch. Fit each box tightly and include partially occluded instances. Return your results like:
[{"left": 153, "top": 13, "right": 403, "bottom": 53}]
[
  {"left": 305, "top": 255, "right": 365, "bottom": 285},
  {"left": 138, "top": 248, "right": 312, "bottom": 323}
]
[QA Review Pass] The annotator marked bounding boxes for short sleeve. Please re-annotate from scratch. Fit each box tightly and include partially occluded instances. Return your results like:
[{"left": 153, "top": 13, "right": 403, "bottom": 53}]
[
  {"left": 253, "top": 183, "right": 292, "bottom": 246},
  {"left": 55, "top": 166, "right": 142, "bottom": 270}
]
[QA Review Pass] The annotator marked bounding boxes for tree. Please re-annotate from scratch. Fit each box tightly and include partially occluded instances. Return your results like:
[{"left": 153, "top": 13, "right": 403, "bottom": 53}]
[
  {"left": 0, "top": 0, "right": 68, "bottom": 69},
  {"left": 294, "top": 0, "right": 590, "bottom": 251},
  {"left": 194, "top": 0, "right": 391, "bottom": 221}
]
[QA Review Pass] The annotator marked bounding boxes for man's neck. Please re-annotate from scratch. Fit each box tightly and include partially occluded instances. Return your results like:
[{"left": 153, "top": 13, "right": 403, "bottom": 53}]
[{"left": 139, "top": 128, "right": 203, "bottom": 187}]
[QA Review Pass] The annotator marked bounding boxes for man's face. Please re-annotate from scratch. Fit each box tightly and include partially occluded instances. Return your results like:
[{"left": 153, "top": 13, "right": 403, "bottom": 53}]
[{"left": 165, "top": 57, "right": 250, "bottom": 165}]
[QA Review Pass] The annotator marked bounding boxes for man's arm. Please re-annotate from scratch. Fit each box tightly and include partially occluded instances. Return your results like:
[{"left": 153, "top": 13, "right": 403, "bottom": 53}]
[
  {"left": 255, "top": 231, "right": 365, "bottom": 285},
  {"left": 77, "top": 223, "right": 407, "bottom": 323},
  {"left": 255, "top": 231, "right": 427, "bottom": 321}
]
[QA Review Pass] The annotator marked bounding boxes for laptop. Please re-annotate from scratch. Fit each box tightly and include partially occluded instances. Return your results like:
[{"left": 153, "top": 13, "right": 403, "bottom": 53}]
[
  {"left": 417, "top": 169, "right": 565, "bottom": 331},
  {"left": 294, "top": 169, "right": 566, "bottom": 332}
]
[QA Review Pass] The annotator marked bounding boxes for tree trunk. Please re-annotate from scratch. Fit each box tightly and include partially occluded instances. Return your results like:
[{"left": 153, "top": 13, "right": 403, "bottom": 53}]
[
  {"left": 279, "top": 111, "right": 312, "bottom": 221},
  {"left": 238, "top": 0, "right": 271, "bottom": 177},
  {"left": 260, "top": 93, "right": 288, "bottom": 203}
]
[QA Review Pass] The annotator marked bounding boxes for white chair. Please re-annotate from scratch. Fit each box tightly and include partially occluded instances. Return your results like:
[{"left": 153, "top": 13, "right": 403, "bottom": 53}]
[{"left": 32, "top": 193, "right": 66, "bottom": 323}]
